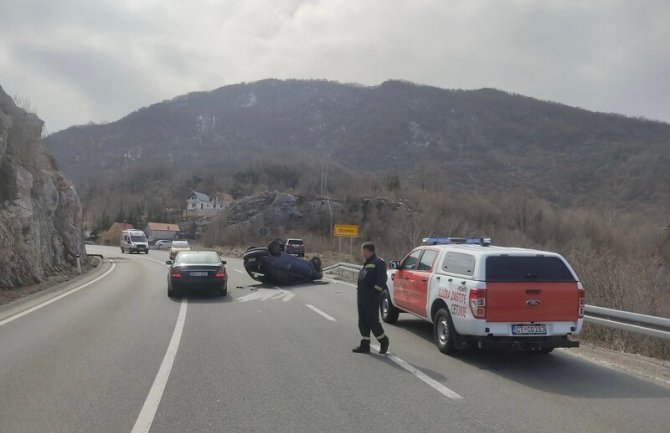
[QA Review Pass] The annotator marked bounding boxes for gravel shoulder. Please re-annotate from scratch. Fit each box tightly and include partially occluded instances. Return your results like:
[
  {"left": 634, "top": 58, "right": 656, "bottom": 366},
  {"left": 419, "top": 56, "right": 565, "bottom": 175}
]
[{"left": 0, "top": 256, "right": 101, "bottom": 307}]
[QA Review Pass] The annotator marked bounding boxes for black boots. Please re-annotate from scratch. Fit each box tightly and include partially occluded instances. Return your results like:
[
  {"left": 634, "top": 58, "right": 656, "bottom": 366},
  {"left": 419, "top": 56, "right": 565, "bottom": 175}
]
[
  {"left": 352, "top": 339, "right": 371, "bottom": 353},
  {"left": 352, "top": 337, "right": 389, "bottom": 354},
  {"left": 379, "top": 336, "right": 390, "bottom": 354}
]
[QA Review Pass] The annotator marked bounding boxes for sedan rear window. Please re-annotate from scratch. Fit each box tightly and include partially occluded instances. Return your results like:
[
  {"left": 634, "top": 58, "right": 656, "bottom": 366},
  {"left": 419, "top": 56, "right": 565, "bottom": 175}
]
[
  {"left": 485, "top": 256, "right": 576, "bottom": 282},
  {"left": 172, "top": 241, "right": 190, "bottom": 248},
  {"left": 175, "top": 252, "right": 221, "bottom": 265}
]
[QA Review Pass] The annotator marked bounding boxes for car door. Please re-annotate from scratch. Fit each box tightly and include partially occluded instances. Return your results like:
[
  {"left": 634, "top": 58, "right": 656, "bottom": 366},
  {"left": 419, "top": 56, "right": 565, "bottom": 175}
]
[
  {"left": 393, "top": 249, "right": 423, "bottom": 310},
  {"left": 405, "top": 249, "right": 438, "bottom": 317}
]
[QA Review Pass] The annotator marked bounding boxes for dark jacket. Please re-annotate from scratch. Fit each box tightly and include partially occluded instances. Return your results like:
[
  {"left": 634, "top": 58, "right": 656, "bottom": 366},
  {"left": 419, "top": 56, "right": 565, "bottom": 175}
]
[{"left": 357, "top": 254, "right": 388, "bottom": 293}]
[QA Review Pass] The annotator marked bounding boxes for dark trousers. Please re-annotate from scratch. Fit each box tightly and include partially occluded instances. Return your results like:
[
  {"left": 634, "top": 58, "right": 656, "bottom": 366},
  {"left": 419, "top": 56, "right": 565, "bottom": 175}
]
[{"left": 357, "top": 289, "right": 385, "bottom": 340}]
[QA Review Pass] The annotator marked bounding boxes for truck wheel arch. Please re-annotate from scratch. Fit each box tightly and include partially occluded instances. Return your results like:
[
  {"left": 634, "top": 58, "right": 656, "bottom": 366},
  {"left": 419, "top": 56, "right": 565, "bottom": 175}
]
[{"left": 430, "top": 299, "right": 448, "bottom": 323}]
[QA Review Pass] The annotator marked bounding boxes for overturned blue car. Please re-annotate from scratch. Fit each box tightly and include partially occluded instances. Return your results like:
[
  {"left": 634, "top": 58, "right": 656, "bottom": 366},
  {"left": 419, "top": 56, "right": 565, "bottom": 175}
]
[{"left": 243, "top": 239, "right": 323, "bottom": 285}]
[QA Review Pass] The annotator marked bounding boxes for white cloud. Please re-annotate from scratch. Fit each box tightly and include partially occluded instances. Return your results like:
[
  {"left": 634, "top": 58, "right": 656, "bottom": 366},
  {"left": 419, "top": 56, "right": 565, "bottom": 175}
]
[{"left": 0, "top": 0, "right": 668, "bottom": 131}]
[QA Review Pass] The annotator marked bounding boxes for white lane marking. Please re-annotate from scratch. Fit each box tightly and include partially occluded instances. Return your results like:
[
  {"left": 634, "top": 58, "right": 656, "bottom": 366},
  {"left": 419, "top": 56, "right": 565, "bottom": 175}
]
[
  {"left": 277, "top": 289, "right": 294, "bottom": 302},
  {"left": 137, "top": 255, "right": 170, "bottom": 266},
  {"left": 0, "top": 261, "right": 117, "bottom": 328},
  {"left": 370, "top": 343, "right": 463, "bottom": 400},
  {"left": 233, "top": 269, "right": 244, "bottom": 274},
  {"left": 305, "top": 304, "right": 336, "bottom": 322},
  {"left": 131, "top": 299, "right": 188, "bottom": 433},
  {"left": 238, "top": 288, "right": 294, "bottom": 303}
]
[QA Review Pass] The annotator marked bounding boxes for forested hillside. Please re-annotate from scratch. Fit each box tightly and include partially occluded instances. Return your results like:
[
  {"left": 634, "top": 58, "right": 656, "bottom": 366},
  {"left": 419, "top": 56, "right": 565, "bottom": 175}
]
[{"left": 46, "top": 79, "right": 670, "bottom": 213}]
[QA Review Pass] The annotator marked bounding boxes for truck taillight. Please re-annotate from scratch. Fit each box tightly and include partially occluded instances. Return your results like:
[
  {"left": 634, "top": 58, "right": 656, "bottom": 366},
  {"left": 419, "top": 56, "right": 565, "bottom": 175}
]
[
  {"left": 469, "top": 288, "right": 487, "bottom": 319},
  {"left": 578, "top": 287, "right": 585, "bottom": 318}
]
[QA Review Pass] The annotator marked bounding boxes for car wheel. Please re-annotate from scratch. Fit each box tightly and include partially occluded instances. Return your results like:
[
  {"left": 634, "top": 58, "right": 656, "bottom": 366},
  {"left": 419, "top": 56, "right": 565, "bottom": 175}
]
[
  {"left": 381, "top": 290, "right": 400, "bottom": 324},
  {"left": 145, "top": 250, "right": 149, "bottom": 254},
  {"left": 434, "top": 308, "right": 457, "bottom": 355},
  {"left": 168, "top": 285, "right": 176, "bottom": 298}
]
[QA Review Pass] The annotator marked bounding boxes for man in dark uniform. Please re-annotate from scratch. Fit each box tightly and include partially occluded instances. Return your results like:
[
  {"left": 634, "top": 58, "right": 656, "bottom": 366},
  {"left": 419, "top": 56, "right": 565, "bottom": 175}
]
[{"left": 353, "top": 242, "right": 390, "bottom": 354}]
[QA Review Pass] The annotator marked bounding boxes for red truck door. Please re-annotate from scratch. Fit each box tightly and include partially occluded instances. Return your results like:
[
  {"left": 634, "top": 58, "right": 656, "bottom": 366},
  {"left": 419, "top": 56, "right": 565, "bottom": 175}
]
[
  {"left": 393, "top": 249, "right": 423, "bottom": 311},
  {"left": 404, "top": 249, "right": 438, "bottom": 317}
]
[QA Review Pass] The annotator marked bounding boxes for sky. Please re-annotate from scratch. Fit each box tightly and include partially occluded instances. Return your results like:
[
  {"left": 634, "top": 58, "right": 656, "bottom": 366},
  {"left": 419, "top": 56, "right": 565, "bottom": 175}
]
[{"left": 1, "top": 0, "right": 668, "bottom": 133}]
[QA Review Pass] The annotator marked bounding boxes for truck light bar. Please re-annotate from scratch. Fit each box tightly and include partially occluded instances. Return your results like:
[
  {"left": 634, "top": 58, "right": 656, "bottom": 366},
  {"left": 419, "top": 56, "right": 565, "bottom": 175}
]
[{"left": 422, "top": 237, "right": 492, "bottom": 246}]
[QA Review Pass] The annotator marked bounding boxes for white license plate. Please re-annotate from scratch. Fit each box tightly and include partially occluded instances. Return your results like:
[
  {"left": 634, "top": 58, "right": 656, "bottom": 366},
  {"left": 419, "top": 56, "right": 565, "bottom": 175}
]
[
  {"left": 247, "top": 258, "right": 256, "bottom": 262},
  {"left": 190, "top": 272, "right": 208, "bottom": 277},
  {"left": 512, "top": 324, "right": 547, "bottom": 335}
]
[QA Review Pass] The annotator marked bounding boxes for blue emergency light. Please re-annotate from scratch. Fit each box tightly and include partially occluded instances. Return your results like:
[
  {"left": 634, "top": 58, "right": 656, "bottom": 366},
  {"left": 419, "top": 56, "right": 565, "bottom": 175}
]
[{"left": 422, "top": 236, "right": 492, "bottom": 246}]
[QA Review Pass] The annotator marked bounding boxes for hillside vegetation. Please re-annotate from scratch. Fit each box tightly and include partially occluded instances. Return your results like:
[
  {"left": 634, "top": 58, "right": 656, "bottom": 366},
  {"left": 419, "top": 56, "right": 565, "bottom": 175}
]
[
  {"left": 44, "top": 79, "right": 670, "bottom": 358},
  {"left": 46, "top": 79, "right": 670, "bottom": 212}
]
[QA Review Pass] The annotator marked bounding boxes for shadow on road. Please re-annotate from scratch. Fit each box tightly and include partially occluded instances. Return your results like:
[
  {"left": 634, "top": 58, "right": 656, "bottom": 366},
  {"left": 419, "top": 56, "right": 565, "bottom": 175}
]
[
  {"left": 235, "top": 281, "right": 331, "bottom": 291},
  {"left": 391, "top": 318, "right": 670, "bottom": 399},
  {"left": 369, "top": 351, "right": 452, "bottom": 385},
  {"left": 168, "top": 293, "right": 234, "bottom": 304}
]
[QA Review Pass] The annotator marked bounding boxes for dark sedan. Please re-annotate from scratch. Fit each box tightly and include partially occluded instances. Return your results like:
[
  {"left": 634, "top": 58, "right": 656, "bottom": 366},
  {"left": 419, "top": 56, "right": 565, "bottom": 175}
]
[{"left": 166, "top": 251, "right": 228, "bottom": 297}]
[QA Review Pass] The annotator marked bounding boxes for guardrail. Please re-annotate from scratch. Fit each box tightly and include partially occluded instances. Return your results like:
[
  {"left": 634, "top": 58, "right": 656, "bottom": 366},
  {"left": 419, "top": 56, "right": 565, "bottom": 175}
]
[
  {"left": 322, "top": 262, "right": 363, "bottom": 273},
  {"left": 583, "top": 305, "right": 670, "bottom": 340},
  {"left": 323, "top": 262, "right": 670, "bottom": 341}
]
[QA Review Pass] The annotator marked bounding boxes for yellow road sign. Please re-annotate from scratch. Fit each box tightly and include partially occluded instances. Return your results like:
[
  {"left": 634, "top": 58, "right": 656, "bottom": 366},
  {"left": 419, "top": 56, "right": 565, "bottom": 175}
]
[{"left": 334, "top": 224, "right": 359, "bottom": 237}]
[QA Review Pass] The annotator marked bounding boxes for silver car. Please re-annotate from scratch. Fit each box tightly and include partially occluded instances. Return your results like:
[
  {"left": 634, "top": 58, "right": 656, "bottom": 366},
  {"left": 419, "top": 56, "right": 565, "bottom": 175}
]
[{"left": 169, "top": 240, "right": 191, "bottom": 260}]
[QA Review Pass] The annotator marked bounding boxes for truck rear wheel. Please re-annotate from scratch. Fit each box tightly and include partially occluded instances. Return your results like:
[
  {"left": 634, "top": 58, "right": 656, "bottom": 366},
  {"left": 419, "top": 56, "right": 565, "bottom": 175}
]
[
  {"left": 381, "top": 290, "right": 400, "bottom": 324},
  {"left": 434, "top": 308, "right": 457, "bottom": 355}
]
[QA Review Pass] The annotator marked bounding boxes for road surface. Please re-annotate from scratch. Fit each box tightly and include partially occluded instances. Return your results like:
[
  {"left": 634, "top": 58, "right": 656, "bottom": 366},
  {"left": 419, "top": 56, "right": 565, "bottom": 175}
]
[{"left": 0, "top": 245, "right": 668, "bottom": 433}]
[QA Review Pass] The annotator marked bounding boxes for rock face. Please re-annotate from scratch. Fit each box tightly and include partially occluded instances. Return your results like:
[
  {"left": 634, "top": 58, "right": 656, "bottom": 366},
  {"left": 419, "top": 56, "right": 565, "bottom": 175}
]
[
  {"left": 225, "top": 191, "right": 344, "bottom": 231},
  {"left": 0, "top": 85, "right": 84, "bottom": 289}
]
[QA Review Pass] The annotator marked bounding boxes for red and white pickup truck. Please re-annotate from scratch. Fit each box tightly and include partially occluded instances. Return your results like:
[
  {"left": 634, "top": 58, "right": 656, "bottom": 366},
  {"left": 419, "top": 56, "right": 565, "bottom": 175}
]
[{"left": 382, "top": 237, "right": 584, "bottom": 354}]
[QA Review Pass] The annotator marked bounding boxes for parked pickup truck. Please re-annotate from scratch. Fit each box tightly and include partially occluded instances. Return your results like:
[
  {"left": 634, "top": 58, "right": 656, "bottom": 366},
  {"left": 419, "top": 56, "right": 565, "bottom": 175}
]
[{"left": 382, "top": 237, "right": 584, "bottom": 355}]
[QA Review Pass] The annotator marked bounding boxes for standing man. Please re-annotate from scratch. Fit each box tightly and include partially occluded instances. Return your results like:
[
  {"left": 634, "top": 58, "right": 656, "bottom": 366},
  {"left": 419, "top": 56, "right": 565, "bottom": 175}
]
[{"left": 353, "top": 242, "right": 390, "bottom": 354}]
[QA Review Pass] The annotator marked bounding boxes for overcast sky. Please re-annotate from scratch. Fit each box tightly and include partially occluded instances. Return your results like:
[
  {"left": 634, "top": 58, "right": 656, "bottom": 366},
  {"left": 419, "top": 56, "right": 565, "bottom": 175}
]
[{"left": 1, "top": 0, "right": 668, "bottom": 132}]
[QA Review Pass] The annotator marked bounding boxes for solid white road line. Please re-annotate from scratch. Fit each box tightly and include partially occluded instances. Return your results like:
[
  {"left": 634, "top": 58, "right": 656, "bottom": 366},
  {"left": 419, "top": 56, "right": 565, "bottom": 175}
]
[
  {"left": 0, "top": 261, "right": 117, "bottom": 328},
  {"left": 233, "top": 269, "right": 244, "bottom": 274},
  {"left": 370, "top": 343, "right": 463, "bottom": 400},
  {"left": 138, "top": 256, "right": 170, "bottom": 266},
  {"left": 305, "top": 304, "right": 336, "bottom": 322},
  {"left": 131, "top": 299, "right": 188, "bottom": 433}
]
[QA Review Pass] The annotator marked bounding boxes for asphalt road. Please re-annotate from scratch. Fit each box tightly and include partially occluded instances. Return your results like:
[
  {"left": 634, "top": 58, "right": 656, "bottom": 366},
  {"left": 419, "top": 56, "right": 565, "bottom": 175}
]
[{"left": 1, "top": 245, "right": 669, "bottom": 433}]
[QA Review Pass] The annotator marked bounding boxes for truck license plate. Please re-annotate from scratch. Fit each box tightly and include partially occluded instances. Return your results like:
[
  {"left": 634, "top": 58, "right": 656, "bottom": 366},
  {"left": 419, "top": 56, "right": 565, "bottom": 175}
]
[
  {"left": 190, "top": 272, "right": 208, "bottom": 277},
  {"left": 512, "top": 324, "right": 547, "bottom": 335}
]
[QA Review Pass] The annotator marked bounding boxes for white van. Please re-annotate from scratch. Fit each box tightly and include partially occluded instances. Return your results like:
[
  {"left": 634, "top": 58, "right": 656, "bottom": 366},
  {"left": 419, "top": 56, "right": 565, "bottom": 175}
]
[{"left": 120, "top": 229, "right": 149, "bottom": 254}]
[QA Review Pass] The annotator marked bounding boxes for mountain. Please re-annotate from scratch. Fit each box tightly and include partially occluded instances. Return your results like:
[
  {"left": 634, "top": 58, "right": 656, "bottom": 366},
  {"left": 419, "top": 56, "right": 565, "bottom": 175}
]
[
  {"left": 0, "top": 85, "right": 85, "bottom": 289},
  {"left": 45, "top": 79, "right": 670, "bottom": 211}
]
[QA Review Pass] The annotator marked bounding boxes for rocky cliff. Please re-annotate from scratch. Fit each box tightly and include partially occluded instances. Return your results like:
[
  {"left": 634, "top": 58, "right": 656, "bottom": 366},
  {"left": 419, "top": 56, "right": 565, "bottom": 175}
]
[{"left": 0, "top": 85, "right": 84, "bottom": 289}]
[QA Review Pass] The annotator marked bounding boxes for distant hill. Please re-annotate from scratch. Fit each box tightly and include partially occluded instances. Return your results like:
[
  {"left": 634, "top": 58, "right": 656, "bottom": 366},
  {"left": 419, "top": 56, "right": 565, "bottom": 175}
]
[{"left": 45, "top": 79, "right": 670, "bottom": 211}]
